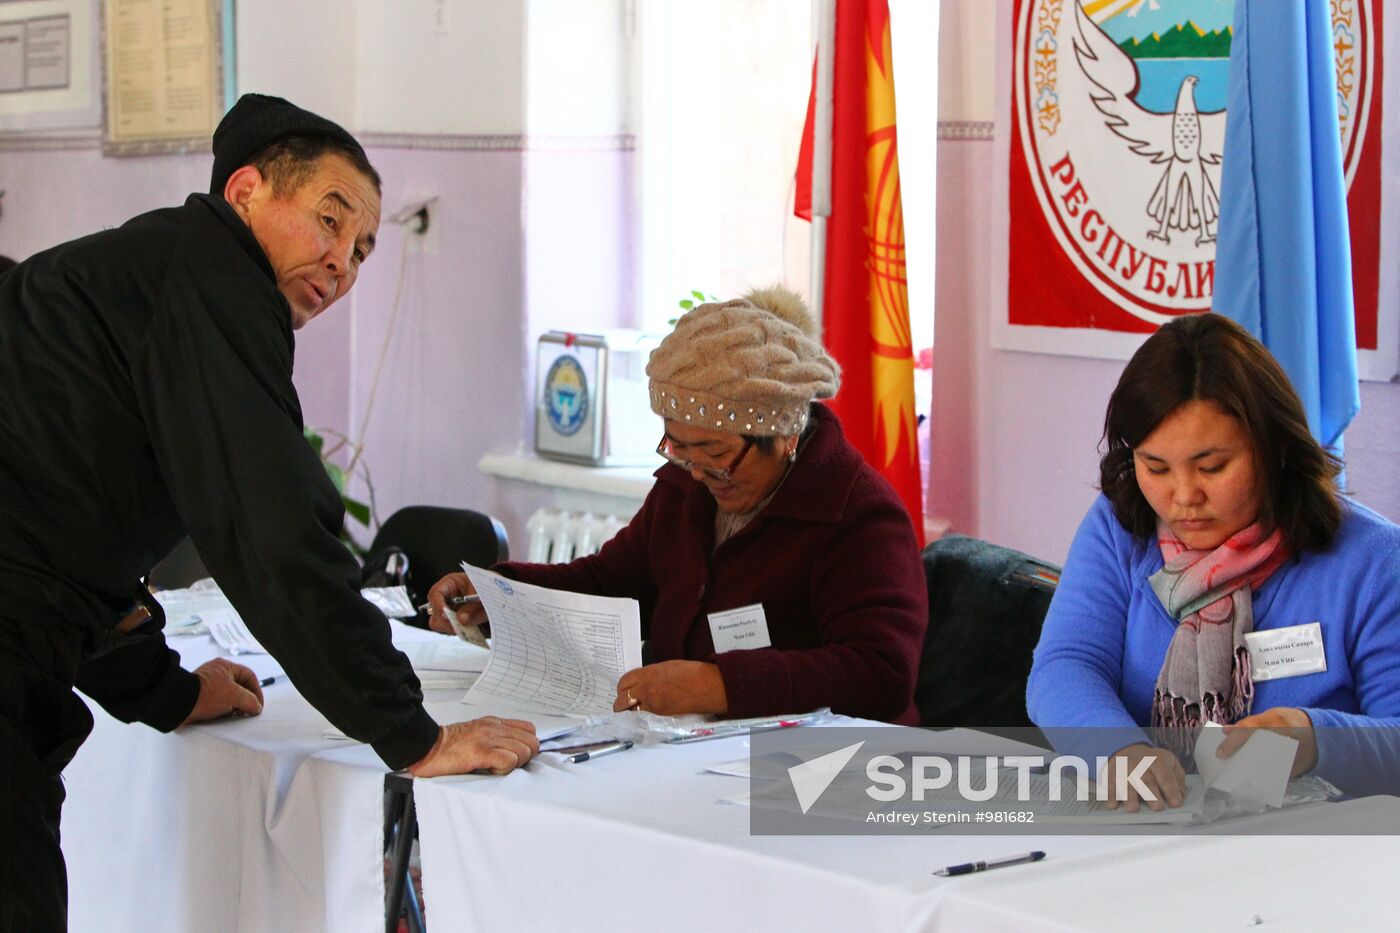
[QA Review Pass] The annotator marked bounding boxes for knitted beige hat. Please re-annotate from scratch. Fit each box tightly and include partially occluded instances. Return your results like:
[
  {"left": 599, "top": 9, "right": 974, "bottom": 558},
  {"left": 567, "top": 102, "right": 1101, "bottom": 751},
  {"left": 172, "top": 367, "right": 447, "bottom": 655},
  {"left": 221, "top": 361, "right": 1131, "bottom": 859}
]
[{"left": 647, "top": 285, "right": 840, "bottom": 436}]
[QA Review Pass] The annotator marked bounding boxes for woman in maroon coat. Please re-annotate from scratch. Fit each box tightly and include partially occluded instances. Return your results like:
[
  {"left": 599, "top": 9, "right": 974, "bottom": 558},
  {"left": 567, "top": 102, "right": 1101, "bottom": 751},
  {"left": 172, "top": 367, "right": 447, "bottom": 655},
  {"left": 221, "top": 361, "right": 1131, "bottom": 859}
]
[{"left": 430, "top": 287, "right": 927, "bottom": 723}]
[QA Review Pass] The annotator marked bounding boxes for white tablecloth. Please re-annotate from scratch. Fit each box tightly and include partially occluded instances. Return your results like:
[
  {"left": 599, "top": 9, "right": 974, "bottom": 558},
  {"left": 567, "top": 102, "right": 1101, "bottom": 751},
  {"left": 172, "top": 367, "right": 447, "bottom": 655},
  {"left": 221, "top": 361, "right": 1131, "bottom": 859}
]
[
  {"left": 930, "top": 805, "right": 1400, "bottom": 932},
  {"left": 60, "top": 622, "right": 483, "bottom": 933},
  {"left": 413, "top": 735, "right": 1400, "bottom": 932},
  {"left": 60, "top": 627, "right": 1400, "bottom": 933}
]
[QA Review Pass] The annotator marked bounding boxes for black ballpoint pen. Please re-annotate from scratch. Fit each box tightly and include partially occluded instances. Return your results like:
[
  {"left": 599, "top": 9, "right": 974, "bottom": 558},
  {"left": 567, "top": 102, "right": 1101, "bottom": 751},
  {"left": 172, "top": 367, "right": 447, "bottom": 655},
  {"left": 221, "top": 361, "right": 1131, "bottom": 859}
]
[{"left": 934, "top": 850, "right": 1046, "bottom": 876}]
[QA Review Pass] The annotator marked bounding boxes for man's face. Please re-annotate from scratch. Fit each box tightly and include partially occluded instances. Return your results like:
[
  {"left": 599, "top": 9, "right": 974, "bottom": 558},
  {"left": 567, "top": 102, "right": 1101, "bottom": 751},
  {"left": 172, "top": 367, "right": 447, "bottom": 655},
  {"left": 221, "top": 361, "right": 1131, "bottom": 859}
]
[{"left": 243, "top": 153, "right": 381, "bottom": 329}]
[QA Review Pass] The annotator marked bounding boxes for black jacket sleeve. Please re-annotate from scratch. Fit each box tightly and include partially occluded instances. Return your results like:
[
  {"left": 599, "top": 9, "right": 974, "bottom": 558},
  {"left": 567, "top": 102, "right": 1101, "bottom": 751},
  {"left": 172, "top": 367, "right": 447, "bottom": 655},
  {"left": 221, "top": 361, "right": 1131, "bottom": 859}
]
[
  {"left": 126, "top": 225, "right": 437, "bottom": 769},
  {"left": 74, "top": 625, "right": 201, "bottom": 732}
]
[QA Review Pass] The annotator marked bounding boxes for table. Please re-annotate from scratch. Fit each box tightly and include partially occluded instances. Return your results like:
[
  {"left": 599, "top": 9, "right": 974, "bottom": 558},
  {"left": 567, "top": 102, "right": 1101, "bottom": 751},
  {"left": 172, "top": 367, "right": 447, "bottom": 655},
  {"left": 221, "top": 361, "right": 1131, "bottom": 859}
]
[
  {"left": 61, "top": 627, "right": 1400, "bottom": 932},
  {"left": 61, "top": 622, "right": 488, "bottom": 933},
  {"left": 410, "top": 738, "right": 1400, "bottom": 932},
  {"left": 61, "top": 639, "right": 391, "bottom": 933}
]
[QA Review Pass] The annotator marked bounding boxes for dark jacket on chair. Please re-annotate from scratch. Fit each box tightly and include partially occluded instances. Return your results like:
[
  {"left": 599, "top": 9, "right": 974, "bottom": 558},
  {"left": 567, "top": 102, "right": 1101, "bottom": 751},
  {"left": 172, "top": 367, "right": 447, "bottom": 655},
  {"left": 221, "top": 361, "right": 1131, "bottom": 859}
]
[{"left": 917, "top": 535, "right": 1060, "bottom": 729}]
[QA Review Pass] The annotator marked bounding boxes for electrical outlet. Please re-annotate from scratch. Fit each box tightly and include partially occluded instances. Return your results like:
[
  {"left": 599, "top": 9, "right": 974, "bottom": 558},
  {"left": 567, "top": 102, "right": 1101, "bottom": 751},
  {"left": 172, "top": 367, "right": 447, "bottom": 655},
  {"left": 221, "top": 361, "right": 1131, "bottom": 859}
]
[{"left": 393, "top": 196, "right": 439, "bottom": 256}]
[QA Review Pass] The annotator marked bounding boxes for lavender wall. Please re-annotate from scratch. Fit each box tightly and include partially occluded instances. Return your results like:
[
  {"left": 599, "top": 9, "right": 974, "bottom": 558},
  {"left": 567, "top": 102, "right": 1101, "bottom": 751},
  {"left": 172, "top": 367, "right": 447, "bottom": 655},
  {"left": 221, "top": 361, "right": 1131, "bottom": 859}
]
[
  {"left": 337, "top": 147, "right": 526, "bottom": 542},
  {"left": 0, "top": 147, "right": 206, "bottom": 259},
  {"left": 344, "top": 144, "right": 635, "bottom": 548}
]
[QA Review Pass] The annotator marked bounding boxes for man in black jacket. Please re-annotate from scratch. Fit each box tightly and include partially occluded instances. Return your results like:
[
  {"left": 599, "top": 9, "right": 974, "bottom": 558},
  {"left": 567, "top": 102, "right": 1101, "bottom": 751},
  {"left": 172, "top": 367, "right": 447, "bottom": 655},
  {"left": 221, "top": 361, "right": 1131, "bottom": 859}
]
[{"left": 0, "top": 95, "right": 537, "bottom": 931}]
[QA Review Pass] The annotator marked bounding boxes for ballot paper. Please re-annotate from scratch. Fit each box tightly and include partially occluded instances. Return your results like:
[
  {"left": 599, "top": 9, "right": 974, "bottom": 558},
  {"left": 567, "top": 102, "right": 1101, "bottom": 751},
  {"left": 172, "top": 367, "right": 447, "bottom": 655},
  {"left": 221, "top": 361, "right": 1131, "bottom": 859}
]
[
  {"left": 706, "top": 757, "right": 754, "bottom": 778},
  {"left": 398, "top": 638, "right": 490, "bottom": 690},
  {"left": 460, "top": 564, "right": 643, "bottom": 716},
  {"left": 1031, "top": 725, "right": 1295, "bottom": 822},
  {"left": 1194, "top": 721, "right": 1298, "bottom": 808},
  {"left": 159, "top": 581, "right": 419, "bottom": 638},
  {"left": 152, "top": 579, "right": 236, "bottom": 634},
  {"left": 204, "top": 602, "right": 416, "bottom": 658},
  {"left": 203, "top": 606, "right": 267, "bottom": 655}
]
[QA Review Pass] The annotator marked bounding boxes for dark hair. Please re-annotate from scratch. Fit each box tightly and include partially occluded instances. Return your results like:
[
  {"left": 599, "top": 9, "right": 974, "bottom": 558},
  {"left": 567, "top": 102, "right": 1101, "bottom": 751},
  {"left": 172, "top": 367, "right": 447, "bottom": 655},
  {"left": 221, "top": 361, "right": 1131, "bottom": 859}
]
[
  {"left": 0, "top": 255, "right": 16, "bottom": 274},
  {"left": 1099, "top": 313, "right": 1342, "bottom": 552},
  {"left": 248, "top": 134, "right": 381, "bottom": 198}
]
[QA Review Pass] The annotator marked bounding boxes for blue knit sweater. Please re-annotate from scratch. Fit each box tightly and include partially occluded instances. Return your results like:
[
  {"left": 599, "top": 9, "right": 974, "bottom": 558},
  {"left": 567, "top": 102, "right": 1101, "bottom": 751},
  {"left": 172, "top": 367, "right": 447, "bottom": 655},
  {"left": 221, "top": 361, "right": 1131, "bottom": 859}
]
[{"left": 1028, "top": 494, "right": 1400, "bottom": 796}]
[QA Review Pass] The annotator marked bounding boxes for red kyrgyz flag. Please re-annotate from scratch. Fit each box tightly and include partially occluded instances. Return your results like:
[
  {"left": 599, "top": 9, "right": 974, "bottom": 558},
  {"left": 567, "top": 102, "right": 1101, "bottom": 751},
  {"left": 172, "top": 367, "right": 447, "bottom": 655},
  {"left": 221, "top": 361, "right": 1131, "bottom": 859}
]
[{"left": 796, "top": 0, "right": 923, "bottom": 544}]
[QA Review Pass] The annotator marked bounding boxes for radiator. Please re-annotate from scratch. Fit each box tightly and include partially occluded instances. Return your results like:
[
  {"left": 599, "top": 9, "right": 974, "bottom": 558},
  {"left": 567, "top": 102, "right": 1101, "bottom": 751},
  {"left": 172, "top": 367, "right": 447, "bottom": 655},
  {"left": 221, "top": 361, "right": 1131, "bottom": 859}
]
[{"left": 525, "top": 508, "right": 628, "bottom": 563}]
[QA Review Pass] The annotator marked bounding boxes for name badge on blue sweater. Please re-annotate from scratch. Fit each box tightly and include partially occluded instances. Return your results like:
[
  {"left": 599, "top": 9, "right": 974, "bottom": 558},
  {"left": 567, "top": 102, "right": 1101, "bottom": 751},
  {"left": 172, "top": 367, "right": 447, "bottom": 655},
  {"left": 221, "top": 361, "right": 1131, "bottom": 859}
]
[
  {"left": 1245, "top": 623, "right": 1327, "bottom": 682},
  {"left": 708, "top": 603, "right": 771, "bottom": 653}
]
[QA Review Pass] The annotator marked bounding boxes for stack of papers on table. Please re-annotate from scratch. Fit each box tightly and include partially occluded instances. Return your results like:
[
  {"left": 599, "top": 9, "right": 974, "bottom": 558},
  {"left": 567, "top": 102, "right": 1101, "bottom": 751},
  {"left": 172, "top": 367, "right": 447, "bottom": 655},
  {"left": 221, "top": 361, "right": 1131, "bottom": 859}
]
[
  {"left": 398, "top": 638, "right": 489, "bottom": 690},
  {"left": 458, "top": 564, "right": 642, "bottom": 718},
  {"left": 152, "top": 579, "right": 236, "bottom": 635}
]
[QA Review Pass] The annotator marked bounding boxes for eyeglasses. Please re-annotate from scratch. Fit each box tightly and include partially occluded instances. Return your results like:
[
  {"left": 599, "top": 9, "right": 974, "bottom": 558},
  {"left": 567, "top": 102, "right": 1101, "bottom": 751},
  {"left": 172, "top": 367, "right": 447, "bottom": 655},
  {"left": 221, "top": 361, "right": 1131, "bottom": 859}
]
[{"left": 656, "top": 434, "right": 755, "bottom": 482}]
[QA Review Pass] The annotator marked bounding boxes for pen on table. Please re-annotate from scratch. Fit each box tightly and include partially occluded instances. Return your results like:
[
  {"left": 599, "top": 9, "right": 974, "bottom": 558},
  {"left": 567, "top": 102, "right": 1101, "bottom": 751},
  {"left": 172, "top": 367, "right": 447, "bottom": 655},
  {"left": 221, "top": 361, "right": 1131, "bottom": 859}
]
[
  {"left": 934, "top": 851, "right": 1046, "bottom": 877},
  {"left": 563, "top": 740, "right": 634, "bottom": 764},
  {"left": 258, "top": 676, "right": 278, "bottom": 688},
  {"left": 417, "top": 594, "right": 483, "bottom": 614}
]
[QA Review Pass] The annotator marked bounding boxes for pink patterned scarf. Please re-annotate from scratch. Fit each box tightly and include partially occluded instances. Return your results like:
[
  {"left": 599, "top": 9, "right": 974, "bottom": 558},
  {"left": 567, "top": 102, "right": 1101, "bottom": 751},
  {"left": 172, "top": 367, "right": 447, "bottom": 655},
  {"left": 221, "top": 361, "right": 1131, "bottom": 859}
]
[{"left": 1149, "top": 522, "right": 1290, "bottom": 740}]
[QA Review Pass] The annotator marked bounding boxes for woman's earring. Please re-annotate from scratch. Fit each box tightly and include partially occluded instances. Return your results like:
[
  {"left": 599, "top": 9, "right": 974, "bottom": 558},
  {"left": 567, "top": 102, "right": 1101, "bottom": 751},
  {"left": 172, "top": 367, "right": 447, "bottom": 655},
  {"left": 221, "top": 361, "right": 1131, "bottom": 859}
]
[{"left": 788, "top": 446, "right": 798, "bottom": 463}]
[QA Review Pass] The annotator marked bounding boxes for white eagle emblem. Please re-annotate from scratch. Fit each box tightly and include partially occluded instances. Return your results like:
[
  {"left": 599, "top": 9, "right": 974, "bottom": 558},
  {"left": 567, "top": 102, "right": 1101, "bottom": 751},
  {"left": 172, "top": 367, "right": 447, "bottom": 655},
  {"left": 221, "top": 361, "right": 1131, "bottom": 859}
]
[{"left": 1071, "top": 0, "right": 1226, "bottom": 246}]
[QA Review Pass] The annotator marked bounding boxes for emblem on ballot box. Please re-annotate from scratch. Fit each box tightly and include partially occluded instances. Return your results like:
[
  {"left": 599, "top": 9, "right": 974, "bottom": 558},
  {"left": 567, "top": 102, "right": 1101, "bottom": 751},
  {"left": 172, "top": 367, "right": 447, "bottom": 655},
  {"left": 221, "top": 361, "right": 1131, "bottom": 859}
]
[
  {"left": 543, "top": 355, "right": 589, "bottom": 437},
  {"left": 534, "top": 330, "right": 665, "bottom": 466}
]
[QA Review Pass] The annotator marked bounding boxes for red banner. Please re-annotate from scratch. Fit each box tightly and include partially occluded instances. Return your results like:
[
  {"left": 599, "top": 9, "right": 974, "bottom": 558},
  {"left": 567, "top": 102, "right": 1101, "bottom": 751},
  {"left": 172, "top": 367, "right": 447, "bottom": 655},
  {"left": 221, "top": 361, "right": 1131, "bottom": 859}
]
[
  {"left": 796, "top": 0, "right": 923, "bottom": 543},
  {"left": 1001, "top": 0, "right": 1382, "bottom": 359}
]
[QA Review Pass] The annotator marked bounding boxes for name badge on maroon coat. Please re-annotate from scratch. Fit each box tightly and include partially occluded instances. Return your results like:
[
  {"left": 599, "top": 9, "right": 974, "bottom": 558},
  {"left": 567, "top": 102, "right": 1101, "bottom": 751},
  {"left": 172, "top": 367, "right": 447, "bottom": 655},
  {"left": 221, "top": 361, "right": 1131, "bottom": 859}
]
[{"left": 707, "top": 603, "right": 772, "bottom": 653}]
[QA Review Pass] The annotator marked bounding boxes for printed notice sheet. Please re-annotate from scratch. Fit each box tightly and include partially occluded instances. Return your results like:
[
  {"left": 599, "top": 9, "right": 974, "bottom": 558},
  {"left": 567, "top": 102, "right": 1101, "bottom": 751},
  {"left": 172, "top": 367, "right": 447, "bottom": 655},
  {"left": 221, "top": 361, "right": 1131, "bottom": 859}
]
[
  {"left": 461, "top": 564, "right": 642, "bottom": 716},
  {"left": 105, "top": 0, "right": 220, "bottom": 143}
]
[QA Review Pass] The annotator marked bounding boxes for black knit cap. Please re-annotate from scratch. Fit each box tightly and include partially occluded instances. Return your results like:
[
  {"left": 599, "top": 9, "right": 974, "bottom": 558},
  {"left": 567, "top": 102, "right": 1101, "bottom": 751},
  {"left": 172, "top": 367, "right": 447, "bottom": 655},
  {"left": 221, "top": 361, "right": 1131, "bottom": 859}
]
[{"left": 209, "top": 93, "right": 368, "bottom": 195}]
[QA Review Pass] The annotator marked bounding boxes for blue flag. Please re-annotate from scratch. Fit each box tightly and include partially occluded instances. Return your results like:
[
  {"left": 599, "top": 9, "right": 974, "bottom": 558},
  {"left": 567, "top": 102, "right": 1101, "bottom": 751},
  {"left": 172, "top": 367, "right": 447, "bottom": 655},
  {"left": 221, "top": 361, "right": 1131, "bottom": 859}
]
[{"left": 1214, "top": 0, "right": 1360, "bottom": 448}]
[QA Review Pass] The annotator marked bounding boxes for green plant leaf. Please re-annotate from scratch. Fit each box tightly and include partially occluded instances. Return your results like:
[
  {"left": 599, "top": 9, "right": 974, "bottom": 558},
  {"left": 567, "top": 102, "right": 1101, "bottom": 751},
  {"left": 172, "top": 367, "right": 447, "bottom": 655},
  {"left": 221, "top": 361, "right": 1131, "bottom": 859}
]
[
  {"left": 324, "top": 462, "right": 347, "bottom": 494},
  {"left": 343, "top": 496, "right": 371, "bottom": 526},
  {"left": 304, "top": 427, "right": 325, "bottom": 457},
  {"left": 690, "top": 289, "right": 705, "bottom": 301},
  {"left": 678, "top": 299, "right": 693, "bottom": 310}
]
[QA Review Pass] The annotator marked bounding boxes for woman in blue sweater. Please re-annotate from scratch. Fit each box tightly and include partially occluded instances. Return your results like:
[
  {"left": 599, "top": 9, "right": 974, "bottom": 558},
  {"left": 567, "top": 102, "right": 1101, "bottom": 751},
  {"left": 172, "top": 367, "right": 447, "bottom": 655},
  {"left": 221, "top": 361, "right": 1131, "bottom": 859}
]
[{"left": 1027, "top": 314, "right": 1400, "bottom": 811}]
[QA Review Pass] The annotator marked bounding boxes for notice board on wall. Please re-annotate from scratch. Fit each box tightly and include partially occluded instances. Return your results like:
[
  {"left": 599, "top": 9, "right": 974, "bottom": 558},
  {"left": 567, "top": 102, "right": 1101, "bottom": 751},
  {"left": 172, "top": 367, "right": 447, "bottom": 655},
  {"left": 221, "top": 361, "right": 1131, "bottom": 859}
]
[
  {"left": 0, "top": 0, "right": 102, "bottom": 132},
  {"left": 102, "top": 0, "right": 224, "bottom": 154}
]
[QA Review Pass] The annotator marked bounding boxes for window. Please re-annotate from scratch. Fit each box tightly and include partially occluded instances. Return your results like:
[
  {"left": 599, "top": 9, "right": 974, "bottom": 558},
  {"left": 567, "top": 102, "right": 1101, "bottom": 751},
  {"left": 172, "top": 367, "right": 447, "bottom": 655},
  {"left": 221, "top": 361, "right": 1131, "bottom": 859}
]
[{"left": 634, "top": 0, "right": 938, "bottom": 483}]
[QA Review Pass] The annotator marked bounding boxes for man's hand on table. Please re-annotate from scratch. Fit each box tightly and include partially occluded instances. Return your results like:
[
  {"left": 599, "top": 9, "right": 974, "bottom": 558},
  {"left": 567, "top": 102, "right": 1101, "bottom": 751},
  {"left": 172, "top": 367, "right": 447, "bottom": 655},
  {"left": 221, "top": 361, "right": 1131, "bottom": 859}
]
[
  {"left": 182, "top": 658, "right": 265, "bottom": 725},
  {"left": 408, "top": 718, "right": 540, "bottom": 777}
]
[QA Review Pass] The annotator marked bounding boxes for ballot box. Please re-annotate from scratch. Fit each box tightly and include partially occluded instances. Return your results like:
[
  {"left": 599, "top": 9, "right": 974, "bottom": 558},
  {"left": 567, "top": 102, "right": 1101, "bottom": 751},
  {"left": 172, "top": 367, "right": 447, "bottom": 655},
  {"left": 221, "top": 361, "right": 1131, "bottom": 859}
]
[{"left": 534, "top": 329, "right": 662, "bottom": 466}]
